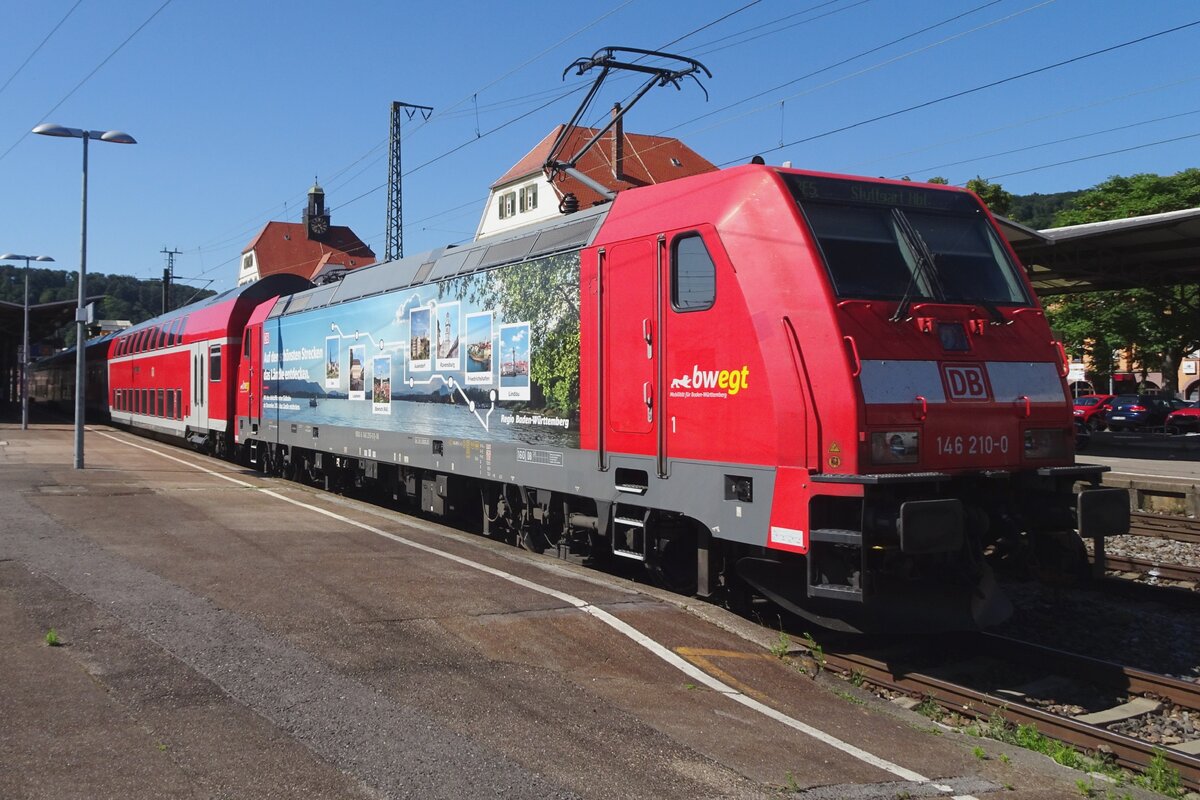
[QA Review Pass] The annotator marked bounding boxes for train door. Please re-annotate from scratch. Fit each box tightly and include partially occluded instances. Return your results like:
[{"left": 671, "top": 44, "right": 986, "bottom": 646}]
[
  {"left": 189, "top": 341, "right": 210, "bottom": 431},
  {"left": 602, "top": 238, "right": 659, "bottom": 462}
]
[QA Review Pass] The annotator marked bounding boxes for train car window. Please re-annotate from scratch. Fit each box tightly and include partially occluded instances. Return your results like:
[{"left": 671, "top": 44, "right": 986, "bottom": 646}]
[
  {"left": 166, "top": 389, "right": 175, "bottom": 419},
  {"left": 175, "top": 389, "right": 183, "bottom": 419},
  {"left": 209, "top": 344, "right": 222, "bottom": 381},
  {"left": 168, "top": 318, "right": 180, "bottom": 346},
  {"left": 244, "top": 333, "right": 251, "bottom": 358},
  {"left": 671, "top": 233, "right": 716, "bottom": 312},
  {"left": 141, "top": 389, "right": 148, "bottom": 414},
  {"left": 155, "top": 389, "right": 163, "bottom": 417}
]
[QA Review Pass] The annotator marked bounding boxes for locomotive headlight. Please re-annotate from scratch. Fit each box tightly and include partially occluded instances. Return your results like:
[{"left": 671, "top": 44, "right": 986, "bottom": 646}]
[
  {"left": 1023, "top": 428, "right": 1068, "bottom": 460},
  {"left": 870, "top": 431, "right": 919, "bottom": 464}
]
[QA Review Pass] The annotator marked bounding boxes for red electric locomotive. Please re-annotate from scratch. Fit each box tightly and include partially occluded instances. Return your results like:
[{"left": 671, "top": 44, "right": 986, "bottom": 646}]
[
  {"left": 227, "top": 164, "right": 1127, "bottom": 633},
  {"left": 42, "top": 165, "right": 1128, "bottom": 633}
]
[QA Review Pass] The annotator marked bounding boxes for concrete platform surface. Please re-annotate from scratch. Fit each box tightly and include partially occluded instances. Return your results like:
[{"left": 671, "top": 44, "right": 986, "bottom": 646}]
[{"left": 0, "top": 423, "right": 1136, "bottom": 799}]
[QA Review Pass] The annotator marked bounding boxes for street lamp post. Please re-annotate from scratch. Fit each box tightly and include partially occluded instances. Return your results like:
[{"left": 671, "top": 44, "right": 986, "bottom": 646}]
[
  {"left": 0, "top": 253, "right": 55, "bottom": 430},
  {"left": 33, "top": 123, "right": 136, "bottom": 469}
]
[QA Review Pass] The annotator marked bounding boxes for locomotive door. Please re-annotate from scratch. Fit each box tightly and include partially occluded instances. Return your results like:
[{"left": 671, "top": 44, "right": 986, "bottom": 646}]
[{"left": 602, "top": 239, "right": 659, "bottom": 459}]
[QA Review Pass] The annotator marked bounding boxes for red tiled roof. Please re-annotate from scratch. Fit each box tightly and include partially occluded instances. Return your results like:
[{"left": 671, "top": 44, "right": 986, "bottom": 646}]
[
  {"left": 244, "top": 222, "right": 375, "bottom": 280},
  {"left": 491, "top": 124, "right": 716, "bottom": 208}
]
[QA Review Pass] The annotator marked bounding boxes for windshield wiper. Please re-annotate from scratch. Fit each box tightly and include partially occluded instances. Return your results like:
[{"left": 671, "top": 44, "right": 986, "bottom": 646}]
[
  {"left": 889, "top": 208, "right": 943, "bottom": 322},
  {"left": 975, "top": 297, "right": 1007, "bottom": 325}
]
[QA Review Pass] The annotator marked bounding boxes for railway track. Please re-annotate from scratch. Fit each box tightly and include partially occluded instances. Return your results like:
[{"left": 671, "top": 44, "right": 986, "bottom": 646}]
[
  {"left": 1129, "top": 511, "right": 1200, "bottom": 544},
  {"left": 805, "top": 632, "right": 1200, "bottom": 792},
  {"left": 1099, "top": 553, "right": 1200, "bottom": 585}
]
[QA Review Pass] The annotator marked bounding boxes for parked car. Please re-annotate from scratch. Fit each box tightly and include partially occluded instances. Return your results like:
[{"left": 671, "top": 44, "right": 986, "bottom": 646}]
[
  {"left": 1103, "top": 394, "right": 1174, "bottom": 431},
  {"left": 1166, "top": 406, "right": 1200, "bottom": 434},
  {"left": 1072, "top": 394, "right": 1116, "bottom": 431}
]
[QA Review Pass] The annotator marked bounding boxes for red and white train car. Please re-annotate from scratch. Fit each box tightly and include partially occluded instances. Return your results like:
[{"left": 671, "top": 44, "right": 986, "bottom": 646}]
[{"left": 106, "top": 275, "right": 309, "bottom": 453}]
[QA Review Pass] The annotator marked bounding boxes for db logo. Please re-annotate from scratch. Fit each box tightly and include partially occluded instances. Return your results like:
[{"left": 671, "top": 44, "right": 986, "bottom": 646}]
[{"left": 941, "top": 363, "right": 991, "bottom": 401}]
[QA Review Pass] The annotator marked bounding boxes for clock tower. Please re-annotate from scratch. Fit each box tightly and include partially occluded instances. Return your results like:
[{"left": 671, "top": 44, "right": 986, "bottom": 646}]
[{"left": 303, "top": 179, "right": 331, "bottom": 239}]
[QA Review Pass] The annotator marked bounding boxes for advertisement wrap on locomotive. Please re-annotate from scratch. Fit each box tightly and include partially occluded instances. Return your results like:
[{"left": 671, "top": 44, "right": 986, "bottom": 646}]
[
  {"left": 260, "top": 252, "right": 581, "bottom": 451},
  {"left": 41, "top": 164, "right": 1131, "bottom": 635}
]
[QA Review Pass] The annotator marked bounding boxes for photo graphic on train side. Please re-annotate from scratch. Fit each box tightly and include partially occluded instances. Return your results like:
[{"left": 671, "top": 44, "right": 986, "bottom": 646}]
[
  {"left": 348, "top": 345, "right": 365, "bottom": 400},
  {"left": 464, "top": 311, "right": 493, "bottom": 386},
  {"left": 372, "top": 354, "right": 392, "bottom": 414},
  {"left": 435, "top": 302, "right": 461, "bottom": 372},
  {"left": 498, "top": 322, "right": 531, "bottom": 401},
  {"left": 324, "top": 335, "right": 340, "bottom": 389},
  {"left": 409, "top": 306, "right": 432, "bottom": 372}
]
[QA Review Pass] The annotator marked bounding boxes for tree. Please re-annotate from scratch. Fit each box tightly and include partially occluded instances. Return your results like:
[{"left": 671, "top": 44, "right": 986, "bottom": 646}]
[
  {"left": 1044, "top": 169, "right": 1200, "bottom": 394},
  {"left": 1054, "top": 169, "right": 1200, "bottom": 227},
  {"left": 0, "top": 264, "right": 215, "bottom": 348},
  {"left": 965, "top": 176, "right": 1013, "bottom": 216},
  {"left": 1007, "top": 190, "right": 1083, "bottom": 230},
  {"left": 449, "top": 252, "right": 580, "bottom": 414}
]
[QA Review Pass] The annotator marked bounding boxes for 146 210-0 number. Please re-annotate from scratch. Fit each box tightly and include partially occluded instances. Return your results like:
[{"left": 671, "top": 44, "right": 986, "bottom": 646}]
[{"left": 935, "top": 434, "right": 1009, "bottom": 456}]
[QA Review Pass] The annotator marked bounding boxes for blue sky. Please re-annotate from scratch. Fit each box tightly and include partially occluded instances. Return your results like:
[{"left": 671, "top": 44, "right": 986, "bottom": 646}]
[{"left": 2, "top": 0, "right": 1197, "bottom": 296}]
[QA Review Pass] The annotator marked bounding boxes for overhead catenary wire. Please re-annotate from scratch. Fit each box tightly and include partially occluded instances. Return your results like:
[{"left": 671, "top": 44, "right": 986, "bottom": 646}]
[
  {"left": 889, "top": 108, "right": 1200, "bottom": 180},
  {"left": 0, "top": 0, "right": 177, "bottom": 165},
  {"left": 188, "top": 0, "right": 780, "bottom": 281},
  {"left": 0, "top": 0, "right": 85, "bottom": 99},
  {"left": 718, "top": 18, "right": 1200, "bottom": 166},
  {"left": 847, "top": 72, "right": 1200, "bottom": 171},
  {"left": 981, "top": 131, "right": 1200, "bottom": 182}
]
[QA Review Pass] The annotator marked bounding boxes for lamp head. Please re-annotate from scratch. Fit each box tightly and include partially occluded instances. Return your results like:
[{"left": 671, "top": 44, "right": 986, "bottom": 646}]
[
  {"left": 32, "top": 123, "right": 84, "bottom": 138},
  {"left": 100, "top": 131, "right": 136, "bottom": 144}
]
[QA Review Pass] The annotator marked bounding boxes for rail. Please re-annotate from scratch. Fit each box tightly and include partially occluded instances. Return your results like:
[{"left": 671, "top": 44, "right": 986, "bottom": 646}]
[{"left": 813, "top": 633, "right": 1200, "bottom": 791}]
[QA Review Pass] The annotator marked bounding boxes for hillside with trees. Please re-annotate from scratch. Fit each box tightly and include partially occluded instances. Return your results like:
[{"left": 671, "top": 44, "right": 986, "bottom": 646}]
[{"left": 0, "top": 265, "right": 215, "bottom": 346}]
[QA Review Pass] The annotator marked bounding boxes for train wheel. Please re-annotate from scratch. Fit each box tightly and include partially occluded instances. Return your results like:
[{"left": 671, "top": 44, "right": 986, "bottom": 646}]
[
  {"left": 1032, "top": 530, "right": 1091, "bottom": 585},
  {"left": 648, "top": 516, "right": 698, "bottom": 595}
]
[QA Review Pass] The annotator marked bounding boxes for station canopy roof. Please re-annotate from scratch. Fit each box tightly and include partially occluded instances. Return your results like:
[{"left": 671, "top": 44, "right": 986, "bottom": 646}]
[
  {"left": 0, "top": 296, "right": 104, "bottom": 345},
  {"left": 998, "top": 207, "right": 1200, "bottom": 297}
]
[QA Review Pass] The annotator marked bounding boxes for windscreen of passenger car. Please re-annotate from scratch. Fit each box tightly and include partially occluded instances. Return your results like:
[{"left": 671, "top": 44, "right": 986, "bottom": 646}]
[{"left": 783, "top": 174, "right": 1030, "bottom": 306}]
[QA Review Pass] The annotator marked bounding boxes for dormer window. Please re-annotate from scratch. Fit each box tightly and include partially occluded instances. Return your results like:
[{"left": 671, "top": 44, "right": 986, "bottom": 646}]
[
  {"left": 498, "top": 191, "right": 517, "bottom": 219},
  {"left": 519, "top": 184, "right": 538, "bottom": 212}
]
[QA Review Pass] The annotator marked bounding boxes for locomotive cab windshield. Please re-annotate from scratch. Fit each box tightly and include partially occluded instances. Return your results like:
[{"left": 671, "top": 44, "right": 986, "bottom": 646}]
[{"left": 784, "top": 173, "right": 1031, "bottom": 310}]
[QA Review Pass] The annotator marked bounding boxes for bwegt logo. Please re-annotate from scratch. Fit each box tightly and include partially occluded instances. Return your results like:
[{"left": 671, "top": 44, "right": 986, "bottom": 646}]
[{"left": 670, "top": 365, "right": 750, "bottom": 396}]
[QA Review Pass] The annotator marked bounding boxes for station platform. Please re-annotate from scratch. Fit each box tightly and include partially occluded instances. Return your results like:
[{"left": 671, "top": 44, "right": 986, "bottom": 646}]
[{"left": 0, "top": 421, "right": 1144, "bottom": 799}]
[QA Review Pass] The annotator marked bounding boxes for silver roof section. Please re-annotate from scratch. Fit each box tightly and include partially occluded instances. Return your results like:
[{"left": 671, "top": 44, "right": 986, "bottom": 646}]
[{"left": 269, "top": 204, "right": 610, "bottom": 318}]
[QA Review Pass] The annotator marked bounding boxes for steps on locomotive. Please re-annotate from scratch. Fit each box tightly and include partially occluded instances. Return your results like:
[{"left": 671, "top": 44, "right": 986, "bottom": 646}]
[
  {"left": 807, "top": 528, "right": 864, "bottom": 602},
  {"left": 611, "top": 503, "right": 648, "bottom": 561}
]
